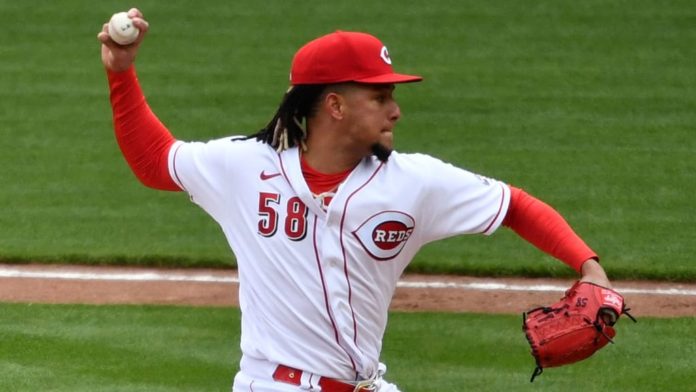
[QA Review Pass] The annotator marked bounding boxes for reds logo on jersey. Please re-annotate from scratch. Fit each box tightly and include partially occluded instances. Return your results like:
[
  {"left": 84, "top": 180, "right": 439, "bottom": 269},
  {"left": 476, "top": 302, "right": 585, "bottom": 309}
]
[{"left": 353, "top": 211, "right": 415, "bottom": 261}]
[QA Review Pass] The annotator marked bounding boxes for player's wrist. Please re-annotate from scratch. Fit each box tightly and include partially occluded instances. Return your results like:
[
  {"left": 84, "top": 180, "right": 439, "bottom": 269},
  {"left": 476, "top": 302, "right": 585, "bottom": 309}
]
[{"left": 579, "top": 258, "right": 612, "bottom": 288}]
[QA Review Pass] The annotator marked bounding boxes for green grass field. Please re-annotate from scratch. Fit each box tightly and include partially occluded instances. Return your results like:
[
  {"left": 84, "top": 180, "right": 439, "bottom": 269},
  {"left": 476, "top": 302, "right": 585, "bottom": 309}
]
[{"left": 1, "top": 303, "right": 694, "bottom": 391}]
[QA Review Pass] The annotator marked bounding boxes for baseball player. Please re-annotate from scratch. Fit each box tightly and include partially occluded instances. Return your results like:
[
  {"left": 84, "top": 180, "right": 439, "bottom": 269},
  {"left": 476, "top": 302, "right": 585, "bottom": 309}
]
[{"left": 98, "top": 9, "right": 616, "bottom": 392}]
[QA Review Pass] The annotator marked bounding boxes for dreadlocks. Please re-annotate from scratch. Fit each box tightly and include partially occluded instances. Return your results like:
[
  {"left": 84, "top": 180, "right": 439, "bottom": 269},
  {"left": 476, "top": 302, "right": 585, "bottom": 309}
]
[{"left": 248, "top": 84, "right": 328, "bottom": 152}]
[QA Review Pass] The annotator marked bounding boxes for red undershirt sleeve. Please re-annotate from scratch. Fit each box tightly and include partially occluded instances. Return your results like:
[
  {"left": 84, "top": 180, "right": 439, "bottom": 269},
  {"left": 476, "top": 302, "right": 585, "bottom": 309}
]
[
  {"left": 107, "top": 66, "right": 181, "bottom": 191},
  {"left": 502, "top": 186, "right": 597, "bottom": 273}
]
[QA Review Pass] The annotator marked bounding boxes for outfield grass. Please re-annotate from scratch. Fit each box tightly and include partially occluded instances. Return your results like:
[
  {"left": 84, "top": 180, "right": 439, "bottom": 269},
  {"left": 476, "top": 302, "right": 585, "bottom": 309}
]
[
  {"left": 0, "top": 303, "right": 237, "bottom": 391},
  {"left": 0, "top": 0, "right": 694, "bottom": 280},
  {"left": 0, "top": 303, "right": 693, "bottom": 391}
]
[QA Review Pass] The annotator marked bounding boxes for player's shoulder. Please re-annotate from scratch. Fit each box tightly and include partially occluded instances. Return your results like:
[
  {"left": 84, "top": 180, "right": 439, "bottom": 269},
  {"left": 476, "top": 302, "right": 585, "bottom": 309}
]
[
  {"left": 388, "top": 151, "right": 455, "bottom": 171},
  {"left": 211, "top": 135, "right": 269, "bottom": 149},
  {"left": 387, "top": 151, "right": 486, "bottom": 182},
  {"left": 388, "top": 151, "right": 507, "bottom": 194},
  {"left": 173, "top": 135, "right": 277, "bottom": 172},
  {"left": 180, "top": 135, "right": 273, "bottom": 156},
  {"left": 226, "top": 135, "right": 274, "bottom": 151}
]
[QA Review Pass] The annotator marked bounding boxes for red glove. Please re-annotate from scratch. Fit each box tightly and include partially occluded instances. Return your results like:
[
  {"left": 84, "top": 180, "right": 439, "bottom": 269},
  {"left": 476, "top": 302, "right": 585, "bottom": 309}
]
[{"left": 522, "top": 281, "right": 636, "bottom": 382}]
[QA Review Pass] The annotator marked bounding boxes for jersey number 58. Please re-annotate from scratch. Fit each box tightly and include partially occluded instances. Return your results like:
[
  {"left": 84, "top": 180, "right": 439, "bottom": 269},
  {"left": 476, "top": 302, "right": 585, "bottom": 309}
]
[{"left": 258, "top": 192, "right": 309, "bottom": 241}]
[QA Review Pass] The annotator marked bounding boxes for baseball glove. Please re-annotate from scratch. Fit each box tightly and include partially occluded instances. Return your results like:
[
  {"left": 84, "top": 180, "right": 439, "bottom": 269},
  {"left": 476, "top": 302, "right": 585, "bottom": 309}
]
[{"left": 522, "top": 281, "right": 636, "bottom": 382}]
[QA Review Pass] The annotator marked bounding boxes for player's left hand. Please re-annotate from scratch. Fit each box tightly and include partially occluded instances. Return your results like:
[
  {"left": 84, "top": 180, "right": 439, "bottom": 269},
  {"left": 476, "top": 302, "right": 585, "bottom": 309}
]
[
  {"left": 97, "top": 8, "right": 149, "bottom": 72},
  {"left": 522, "top": 280, "right": 636, "bottom": 382}
]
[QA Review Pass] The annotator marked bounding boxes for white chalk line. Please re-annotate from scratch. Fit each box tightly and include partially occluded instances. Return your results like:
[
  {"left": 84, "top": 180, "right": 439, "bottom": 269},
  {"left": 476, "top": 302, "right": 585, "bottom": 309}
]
[
  {"left": 396, "top": 281, "right": 696, "bottom": 296},
  {"left": 0, "top": 267, "right": 235, "bottom": 283},
  {"left": 0, "top": 266, "right": 695, "bottom": 297}
]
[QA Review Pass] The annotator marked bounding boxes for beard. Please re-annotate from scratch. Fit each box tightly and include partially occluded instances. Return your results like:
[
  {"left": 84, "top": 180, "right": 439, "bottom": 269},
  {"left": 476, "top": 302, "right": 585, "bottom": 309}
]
[{"left": 371, "top": 143, "right": 392, "bottom": 163}]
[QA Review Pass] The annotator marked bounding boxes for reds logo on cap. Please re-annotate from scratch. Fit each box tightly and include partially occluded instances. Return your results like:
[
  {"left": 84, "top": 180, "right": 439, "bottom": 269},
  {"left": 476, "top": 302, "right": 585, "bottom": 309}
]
[
  {"left": 380, "top": 46, "right": 392, "bottom": 65},
  {"left": 289, "top": 31, "right": 421, "bottom": 85},
  {"left": 353, "top": 211, "right": 415, "bottom": 261}
]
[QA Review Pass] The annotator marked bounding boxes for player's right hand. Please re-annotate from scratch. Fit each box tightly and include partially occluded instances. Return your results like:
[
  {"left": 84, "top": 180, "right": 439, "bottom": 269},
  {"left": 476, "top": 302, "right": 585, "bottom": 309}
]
[{"left": 97, "top": 8, "right": 149, "bottom": 72}]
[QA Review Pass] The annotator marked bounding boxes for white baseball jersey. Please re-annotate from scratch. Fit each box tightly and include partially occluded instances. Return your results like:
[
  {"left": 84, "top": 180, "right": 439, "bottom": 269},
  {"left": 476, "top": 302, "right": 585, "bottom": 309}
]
[{"left": 168, "top": 137, "right": 510, "bottom": 380}]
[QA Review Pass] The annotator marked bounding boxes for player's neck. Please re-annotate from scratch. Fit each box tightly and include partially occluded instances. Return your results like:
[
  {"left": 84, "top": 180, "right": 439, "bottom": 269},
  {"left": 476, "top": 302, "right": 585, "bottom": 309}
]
[
  {"left": 303, "top": 131, "right": 365, "bottom": 174},
  {"left": 303, "top": 115, "right": 368, "bottom": 173},
  {"left": 302, "top": 149, "right": 361, "bottom": 174},
  {"left": 300, "top": 155, "right": 351, "bottom": 196}
]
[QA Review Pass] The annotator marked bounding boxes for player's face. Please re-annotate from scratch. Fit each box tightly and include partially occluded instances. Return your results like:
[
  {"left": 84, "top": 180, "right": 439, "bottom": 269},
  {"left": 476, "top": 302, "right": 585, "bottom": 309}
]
[{"left": 339, "top": 83, "right": 401, "bottom": 155}]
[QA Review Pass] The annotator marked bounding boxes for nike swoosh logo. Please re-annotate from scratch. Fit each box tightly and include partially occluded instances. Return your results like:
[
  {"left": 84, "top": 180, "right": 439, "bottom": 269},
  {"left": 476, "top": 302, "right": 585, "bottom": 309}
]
[{"left": 260, "top": 171, "right": 282, "bottom": 181}]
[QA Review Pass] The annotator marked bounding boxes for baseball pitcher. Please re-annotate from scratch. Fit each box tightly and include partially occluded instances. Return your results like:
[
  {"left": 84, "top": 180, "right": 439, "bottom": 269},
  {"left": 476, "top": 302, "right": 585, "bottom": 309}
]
[{"left": 98, "top": 8, "right": 629, "bottom": 391}]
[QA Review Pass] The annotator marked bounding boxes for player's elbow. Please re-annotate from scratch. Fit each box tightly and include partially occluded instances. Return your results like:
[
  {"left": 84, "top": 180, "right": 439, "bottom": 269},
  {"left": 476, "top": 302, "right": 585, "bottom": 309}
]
[{"left": 127, "top": 160, "right": 182, "bottom": 191}]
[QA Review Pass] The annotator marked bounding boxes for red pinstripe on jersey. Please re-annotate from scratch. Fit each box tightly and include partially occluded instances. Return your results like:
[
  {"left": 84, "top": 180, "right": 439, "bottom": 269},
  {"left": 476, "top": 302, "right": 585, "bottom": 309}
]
[{"left": 338, "top": 162, "right": 385, "bottom": 348}]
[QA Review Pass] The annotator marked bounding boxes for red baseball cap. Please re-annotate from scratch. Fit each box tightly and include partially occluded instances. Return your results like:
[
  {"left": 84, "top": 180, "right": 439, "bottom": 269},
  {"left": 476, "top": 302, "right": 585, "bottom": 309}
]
[{"left": 290, "top": 31, "right": 422, "bottom": 85}]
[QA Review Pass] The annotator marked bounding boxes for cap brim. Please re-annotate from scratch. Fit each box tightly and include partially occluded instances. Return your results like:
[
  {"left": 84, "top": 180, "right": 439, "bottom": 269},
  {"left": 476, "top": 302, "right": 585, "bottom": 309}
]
[{"left": 353, "top": 73, "right": 423, "bottom": 84}]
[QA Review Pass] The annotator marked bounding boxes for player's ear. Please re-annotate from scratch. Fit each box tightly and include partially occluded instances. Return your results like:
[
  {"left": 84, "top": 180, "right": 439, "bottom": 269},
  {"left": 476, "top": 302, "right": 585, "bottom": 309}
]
[{"left": 323, "top": 91, "right": 346, "bottom": 120}]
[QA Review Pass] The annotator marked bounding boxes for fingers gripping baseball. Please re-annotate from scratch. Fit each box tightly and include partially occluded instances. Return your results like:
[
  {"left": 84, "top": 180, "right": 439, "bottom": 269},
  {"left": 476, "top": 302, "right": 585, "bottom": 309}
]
[{"left": 98, "top": 8, "right": 149, "bottom": 72}]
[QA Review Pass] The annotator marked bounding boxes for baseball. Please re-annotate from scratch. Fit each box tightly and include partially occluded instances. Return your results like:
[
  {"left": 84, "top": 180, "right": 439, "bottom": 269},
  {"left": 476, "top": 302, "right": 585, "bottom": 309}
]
[{"left": 108, "top": 12, "right": 139, "bottom": 45}]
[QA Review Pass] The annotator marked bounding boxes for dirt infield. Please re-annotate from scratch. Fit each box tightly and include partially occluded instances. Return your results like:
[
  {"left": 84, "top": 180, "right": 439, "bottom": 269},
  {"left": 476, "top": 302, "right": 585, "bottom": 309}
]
[{"left": 1, "top": 264, "right": 694, "bottom": 318}]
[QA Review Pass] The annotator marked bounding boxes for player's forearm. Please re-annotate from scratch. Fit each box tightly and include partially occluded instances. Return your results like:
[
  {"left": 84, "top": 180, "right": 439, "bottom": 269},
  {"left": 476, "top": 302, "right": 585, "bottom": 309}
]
[
  {"left": 502, "top": 186, "right": 597, "bottom": 273},
  {"left": 107, "top": 66, "right": 180, "bottom": 191}
]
